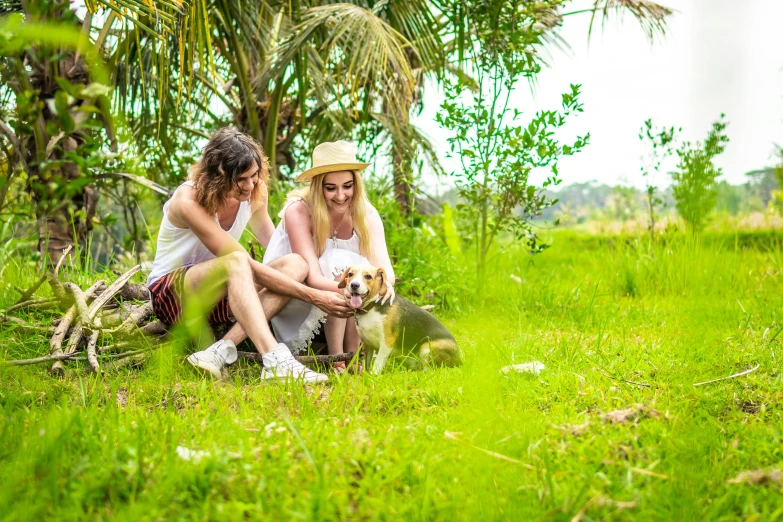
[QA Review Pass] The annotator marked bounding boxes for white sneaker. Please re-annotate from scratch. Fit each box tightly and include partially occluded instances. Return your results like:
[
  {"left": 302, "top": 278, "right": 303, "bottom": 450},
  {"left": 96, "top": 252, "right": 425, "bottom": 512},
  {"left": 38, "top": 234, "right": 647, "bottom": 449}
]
[
  {"left": 260, "top": 343, "right": 328, "bottom": 384},
  {"left": 186, "top": 339, "right": 238, "bottom": 379}
]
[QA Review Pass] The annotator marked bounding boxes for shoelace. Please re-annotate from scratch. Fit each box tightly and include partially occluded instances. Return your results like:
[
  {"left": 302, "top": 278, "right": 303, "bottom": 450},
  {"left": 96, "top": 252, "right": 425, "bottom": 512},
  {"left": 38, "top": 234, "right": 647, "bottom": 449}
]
[
  {"left": 199, "top": 347, "right": 225, "bottom": 366},
  {"left": 276, "top": 354, "right": 319, "bottom": 376}
]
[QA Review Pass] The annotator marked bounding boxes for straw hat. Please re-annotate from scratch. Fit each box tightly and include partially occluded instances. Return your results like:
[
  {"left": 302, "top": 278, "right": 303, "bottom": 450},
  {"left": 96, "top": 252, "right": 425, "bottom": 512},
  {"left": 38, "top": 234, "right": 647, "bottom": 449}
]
[{"left": 294, "top": 140, "right": 370, "bottom": 183}]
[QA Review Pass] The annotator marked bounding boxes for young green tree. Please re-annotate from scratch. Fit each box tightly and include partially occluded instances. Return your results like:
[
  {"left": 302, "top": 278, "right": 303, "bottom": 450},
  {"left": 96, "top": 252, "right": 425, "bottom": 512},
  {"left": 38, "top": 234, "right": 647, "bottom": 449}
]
[
  {"left": 639, "top": 118, "right": 678, "bottom": 239},
  {"left": 772, "top": 147, "right": 783, "bottom": 213},
  {"left": 436, "top": 1, "right": 589, "bottom": 287},
  {"left": 671, "top": 115, "right": 730, "bottom": 232}
]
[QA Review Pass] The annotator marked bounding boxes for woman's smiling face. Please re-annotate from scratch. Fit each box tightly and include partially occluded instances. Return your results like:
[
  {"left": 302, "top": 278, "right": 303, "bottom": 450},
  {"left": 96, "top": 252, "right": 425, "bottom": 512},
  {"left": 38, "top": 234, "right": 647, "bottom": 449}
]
[
  {"left": 233, "top": 162, "right": 259, "bottom": 201},
  {"left": 322, "top": 171, "right": 354, "bottom": 213}
]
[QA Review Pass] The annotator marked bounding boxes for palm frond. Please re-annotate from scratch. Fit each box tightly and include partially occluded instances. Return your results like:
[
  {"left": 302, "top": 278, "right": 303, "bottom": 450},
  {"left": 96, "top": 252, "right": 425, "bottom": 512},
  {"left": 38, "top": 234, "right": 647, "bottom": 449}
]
[
  {"left": 578, "top": 0, "right": 673, "bottom": 42},
  {"left": 383, "top": 0, "right": 446, "bottom": 74},
  {"left": 0, "top": 1, "right": 22, "bottom": 16},
  {"left": 265, "top": 3, "right": 416, "bottom": 109},
  {"left": 90, "top": 0, "right": 216, "bottom": 112}
]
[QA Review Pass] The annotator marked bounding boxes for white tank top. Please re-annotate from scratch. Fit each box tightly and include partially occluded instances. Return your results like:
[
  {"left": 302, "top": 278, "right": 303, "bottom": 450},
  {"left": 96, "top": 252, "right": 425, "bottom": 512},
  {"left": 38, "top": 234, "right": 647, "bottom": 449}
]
[{"left": 146, "top": 181, "right": 253, "bottom": 286}]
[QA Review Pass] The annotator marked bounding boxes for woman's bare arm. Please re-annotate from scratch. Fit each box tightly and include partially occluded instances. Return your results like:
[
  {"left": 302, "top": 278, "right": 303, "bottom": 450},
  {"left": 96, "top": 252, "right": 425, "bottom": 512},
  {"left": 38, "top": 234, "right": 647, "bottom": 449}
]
[
  {"left": 168, "top": 188, "right": 350, "bottom": 316},
  {"left": 248, "top": 182, "right": 275, "bottom": 248},
  {"left": 368, "top": 206, "right": 395, "bottom": 285}
]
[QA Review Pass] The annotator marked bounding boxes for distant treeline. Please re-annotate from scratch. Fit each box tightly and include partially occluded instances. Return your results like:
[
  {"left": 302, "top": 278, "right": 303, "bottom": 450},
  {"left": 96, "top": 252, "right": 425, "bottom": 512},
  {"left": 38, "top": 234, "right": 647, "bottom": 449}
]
[{"left": 536, "top": 167, "right": 780, "bottom": 224}]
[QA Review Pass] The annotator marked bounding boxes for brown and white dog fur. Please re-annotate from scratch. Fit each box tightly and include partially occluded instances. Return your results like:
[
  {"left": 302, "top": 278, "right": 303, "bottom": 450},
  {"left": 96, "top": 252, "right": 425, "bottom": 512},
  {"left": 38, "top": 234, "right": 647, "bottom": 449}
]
[{"left": 338, "top": 265, "right": 461, "bottom": 374}]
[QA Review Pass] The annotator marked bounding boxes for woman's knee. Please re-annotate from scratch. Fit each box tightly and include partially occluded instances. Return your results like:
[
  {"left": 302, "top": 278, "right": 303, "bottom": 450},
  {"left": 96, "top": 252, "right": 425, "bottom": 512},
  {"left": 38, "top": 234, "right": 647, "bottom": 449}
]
[
  {"left": 223, "top": 251, "right": 251, "bottom": 277},
  {"left": 281, "top": 253, "right": 309, "bottom": 282}
]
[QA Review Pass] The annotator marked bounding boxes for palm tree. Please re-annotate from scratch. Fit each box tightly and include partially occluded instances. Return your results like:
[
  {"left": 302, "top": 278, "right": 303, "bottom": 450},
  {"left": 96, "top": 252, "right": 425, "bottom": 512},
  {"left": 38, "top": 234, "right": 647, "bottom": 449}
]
[{"left": 0, "top": 0, "right": 674, "bottom": 262}]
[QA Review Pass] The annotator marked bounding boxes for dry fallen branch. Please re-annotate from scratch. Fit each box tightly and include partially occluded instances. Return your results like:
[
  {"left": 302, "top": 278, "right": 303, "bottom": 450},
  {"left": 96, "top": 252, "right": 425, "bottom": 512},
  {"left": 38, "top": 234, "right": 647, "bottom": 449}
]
[
  {"left": 444, "top": 431, "right": 536, "bottom": 469},
  {"left": 12, "top": 245, "right": 72, "bottom": 305},
  {"left": 104, "top": 354, "right": 148, "bottom": 371},
  {"left": 3, "top": 352, "right": 80, "bottom": 366},
  {"left": 693, "top": 365, "right": 760, "bottom": 387},
  {"left": 4, "top": 345, "right": 160, "bottom": 367},
  {"left": 50, "top": 280, "right": 105, "bottom": 376},
  {"left": 237, "top": 351, "right": 358, "bottom": 365},
  {"left": 86, "top": 266, "right": 141, "bottom": 319},
  {"left": 86, "top": 330, "right": 100, "bottom": 374},
  {"left": 64, "top": 282, "right": 96, "bottom": 328},
  {"left": 112, "top": 302, "right": 155, "bottom": 335},
  {"left": 4, "top": 298, "right": 58, "bottom": 314},
  {"left": 140, "top": 320, "right": 168, "bottom": 337},
  {"left": 101, "top": 303, "right": 147, "bottom": 328},
  {"left": 2, "top": 264, "right": 165, "bottom": 376},
  {"left": 14, "top": 276, "right": 50, "bottom": 305},
  {"left": 0, "top": 315, "right": 56, "bottom": 334},
  {"left": 61, "top": 266, "right": 141, "bottom": 365},
  {"left": 117, "top": 283, "right": 150, "bottom": 302}
]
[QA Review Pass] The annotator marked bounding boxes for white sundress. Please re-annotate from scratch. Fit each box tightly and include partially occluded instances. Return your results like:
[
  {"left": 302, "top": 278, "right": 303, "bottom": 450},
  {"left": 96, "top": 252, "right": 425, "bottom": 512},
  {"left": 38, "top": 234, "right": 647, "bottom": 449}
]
[{"left": 262, "top": 199, "right": 370, "bottom": 353}]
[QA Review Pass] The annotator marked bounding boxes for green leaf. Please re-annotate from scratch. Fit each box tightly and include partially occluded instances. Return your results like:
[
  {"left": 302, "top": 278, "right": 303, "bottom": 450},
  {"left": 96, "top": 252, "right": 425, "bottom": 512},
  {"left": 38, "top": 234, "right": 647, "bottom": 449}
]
[{"left": 79, "top": 83, "right": 111, "bottom": 99}]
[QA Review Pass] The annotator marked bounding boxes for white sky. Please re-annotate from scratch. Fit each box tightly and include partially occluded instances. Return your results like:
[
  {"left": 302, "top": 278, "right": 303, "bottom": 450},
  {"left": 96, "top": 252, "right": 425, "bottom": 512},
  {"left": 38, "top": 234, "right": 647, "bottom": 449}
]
[{"left": 412, "top": 0, "right": 783, "bottom": 192}]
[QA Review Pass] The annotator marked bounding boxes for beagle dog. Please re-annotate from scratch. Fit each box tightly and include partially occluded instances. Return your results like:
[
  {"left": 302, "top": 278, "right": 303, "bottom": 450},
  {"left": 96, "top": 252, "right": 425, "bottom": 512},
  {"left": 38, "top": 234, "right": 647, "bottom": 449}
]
[{"left": 338, "top": 265, "right": 461, "bottom": 374}]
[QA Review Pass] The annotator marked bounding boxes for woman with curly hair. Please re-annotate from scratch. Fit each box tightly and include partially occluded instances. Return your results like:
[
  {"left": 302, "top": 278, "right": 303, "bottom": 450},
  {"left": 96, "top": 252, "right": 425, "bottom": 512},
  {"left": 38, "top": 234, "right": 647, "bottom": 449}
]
[{"left": 146, "top": 128, "right": 352, "bottom": 382}]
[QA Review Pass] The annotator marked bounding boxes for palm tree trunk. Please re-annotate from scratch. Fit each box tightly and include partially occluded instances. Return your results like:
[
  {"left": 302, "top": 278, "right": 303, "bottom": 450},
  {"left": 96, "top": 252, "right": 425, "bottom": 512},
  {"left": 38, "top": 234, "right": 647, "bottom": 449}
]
[
  {"left": 35, "top": 188, "right": 98, "bottom": 266},
  {"left": 391, "top": 101, "right": 413, "bottom": 216}
]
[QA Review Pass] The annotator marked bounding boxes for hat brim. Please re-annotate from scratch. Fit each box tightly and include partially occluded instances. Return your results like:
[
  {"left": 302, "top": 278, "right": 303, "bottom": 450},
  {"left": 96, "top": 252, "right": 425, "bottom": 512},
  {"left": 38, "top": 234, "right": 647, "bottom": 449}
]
[{"left": 294, "top": 162, "right": 371, "bottom": 183}]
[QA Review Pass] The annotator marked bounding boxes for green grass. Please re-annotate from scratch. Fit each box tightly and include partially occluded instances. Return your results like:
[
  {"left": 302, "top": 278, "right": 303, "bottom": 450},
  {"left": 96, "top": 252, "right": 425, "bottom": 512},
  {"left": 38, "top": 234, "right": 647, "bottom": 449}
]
[{"left": 2, "top": 229, "right": 783, "bottom": 521}]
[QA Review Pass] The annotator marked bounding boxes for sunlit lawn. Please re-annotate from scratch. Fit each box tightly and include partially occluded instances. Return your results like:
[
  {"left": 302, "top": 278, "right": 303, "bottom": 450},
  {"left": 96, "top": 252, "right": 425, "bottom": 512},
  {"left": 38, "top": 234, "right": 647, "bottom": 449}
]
[{"left": 2, "top": 230, "right": 782, "bottom": 520}]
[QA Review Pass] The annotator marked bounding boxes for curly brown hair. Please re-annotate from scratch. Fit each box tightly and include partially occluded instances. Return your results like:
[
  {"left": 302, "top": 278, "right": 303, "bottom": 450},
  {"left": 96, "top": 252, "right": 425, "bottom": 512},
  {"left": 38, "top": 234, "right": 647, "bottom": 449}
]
[{"left": 189, "top": 128, "right": 270, "bottom": 215}]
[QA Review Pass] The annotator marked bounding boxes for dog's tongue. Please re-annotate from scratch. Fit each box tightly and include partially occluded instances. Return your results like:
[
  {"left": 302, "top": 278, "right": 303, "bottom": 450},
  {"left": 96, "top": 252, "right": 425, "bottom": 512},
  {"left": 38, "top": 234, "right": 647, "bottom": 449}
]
[{"left": 350, "top": 294, "right": 363, "bottom": 309}]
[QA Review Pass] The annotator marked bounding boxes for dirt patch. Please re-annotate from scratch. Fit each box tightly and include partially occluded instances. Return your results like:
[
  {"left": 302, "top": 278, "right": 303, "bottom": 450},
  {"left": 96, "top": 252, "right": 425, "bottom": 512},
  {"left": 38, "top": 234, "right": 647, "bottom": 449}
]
[
  {"left": 115, "top": 387, "right": 128, "bottom": 409},
  {"left": 601, "top": 404, "right": 660, "bottom": 425},
  {"left": 728, "top": 469, "right": 782, "bottom": 485}
]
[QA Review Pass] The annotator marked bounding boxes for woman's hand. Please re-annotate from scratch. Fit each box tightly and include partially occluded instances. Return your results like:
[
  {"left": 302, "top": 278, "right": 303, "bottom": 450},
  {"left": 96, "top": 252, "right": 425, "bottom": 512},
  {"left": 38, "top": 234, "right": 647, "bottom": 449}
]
[
  {"left": 374, "top": 282, "right": 395, "bottom": 306},
  {"left": 311, "top": 289, "right": 353, "bottom": 318}
]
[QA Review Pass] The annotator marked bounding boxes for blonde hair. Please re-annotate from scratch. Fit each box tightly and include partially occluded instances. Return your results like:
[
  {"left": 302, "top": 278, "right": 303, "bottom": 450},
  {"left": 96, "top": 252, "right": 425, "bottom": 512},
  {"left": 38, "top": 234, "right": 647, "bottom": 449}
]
[
  {"left": 189, "top": 127, "right": 270, "bottom": 215},
  {"left": 287, "top": 170, "right": 373, "bottom": 259}
]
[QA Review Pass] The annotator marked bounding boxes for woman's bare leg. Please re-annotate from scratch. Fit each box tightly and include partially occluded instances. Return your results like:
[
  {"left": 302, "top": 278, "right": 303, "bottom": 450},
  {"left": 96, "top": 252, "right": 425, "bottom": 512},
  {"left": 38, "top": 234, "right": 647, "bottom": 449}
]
[
  {"left": 324, "top": 317, "right": 348, "bottom": 356},
  {"left": 221, "top": 254, "right": 308, "bottom": 346},
  {"left": 344, "top": 318, "right": 360, "bottom": 353},
  {"left": 183, "top": 251, "right": 277, "bottom": 354}
]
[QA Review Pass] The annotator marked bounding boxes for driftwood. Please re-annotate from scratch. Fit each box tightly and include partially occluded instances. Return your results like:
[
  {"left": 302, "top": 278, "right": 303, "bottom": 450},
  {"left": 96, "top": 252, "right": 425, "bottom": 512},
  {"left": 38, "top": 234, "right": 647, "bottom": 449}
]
[
  {"left": 13, "top": 275, "right": 49, "bottom": 305},
  {"left": 0, "top": 262, "right": 163, "bottom": 376},
  {"left": 61, "top": 266, "right": 142, "bottom": 366},
  {"left": 102, "top": 303, "right": 147, "bottom": 328},
  {"left": 112, "top": 302, "right": 155, "bottom": 335},
  {"left": 4, "top": 298, "right": 58, "bottom": 314},
  {"left": 2, "top": 261, "right": 357, "bottom": 375},
  {"left": 3, "top": 349, "right": 151, "bottom": 366},
  {"left": 86, "top": 330, "right": 100, "bottom": 373},
  {"left": 117, "top": 283, "right": 150, "bottom": 302},
  {"left": 50, "top": 280, "right": 105, "bottom": 375},
  {"left": 1, "top": 315, "right": 56, "bottom": 334}
]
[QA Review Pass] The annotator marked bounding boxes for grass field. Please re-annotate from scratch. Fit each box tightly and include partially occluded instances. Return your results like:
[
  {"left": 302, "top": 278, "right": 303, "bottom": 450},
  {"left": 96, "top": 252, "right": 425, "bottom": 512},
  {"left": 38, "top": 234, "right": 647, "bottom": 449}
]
[{"left": 2, "top": 230, "right": 783, "bottom": 521}]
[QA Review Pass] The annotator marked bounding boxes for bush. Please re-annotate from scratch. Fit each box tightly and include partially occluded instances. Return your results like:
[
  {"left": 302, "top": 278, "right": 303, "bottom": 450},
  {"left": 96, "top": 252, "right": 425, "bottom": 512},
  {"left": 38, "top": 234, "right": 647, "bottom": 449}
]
[{"left": 671, "top": 116, "right": 730, "bottom": 232}]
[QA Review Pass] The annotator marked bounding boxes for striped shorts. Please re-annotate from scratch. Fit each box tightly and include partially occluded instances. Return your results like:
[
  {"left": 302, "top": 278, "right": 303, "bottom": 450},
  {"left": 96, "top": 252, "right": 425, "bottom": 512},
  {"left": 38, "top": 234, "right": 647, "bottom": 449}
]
[{"left": 148, "top": 267, "right": 234, "bottom": 325}]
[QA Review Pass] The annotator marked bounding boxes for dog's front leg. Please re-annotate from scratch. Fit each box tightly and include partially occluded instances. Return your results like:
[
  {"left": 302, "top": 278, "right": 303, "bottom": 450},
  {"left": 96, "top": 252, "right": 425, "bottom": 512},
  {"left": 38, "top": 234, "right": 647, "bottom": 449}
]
[{"left": 371, "top": 342, "right": 393, "bottom": 375}]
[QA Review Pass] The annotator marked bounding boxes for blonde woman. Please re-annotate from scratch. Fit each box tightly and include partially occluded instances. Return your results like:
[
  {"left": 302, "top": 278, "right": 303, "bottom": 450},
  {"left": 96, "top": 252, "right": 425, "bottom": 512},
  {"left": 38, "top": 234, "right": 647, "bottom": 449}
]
[{"left": 263, "top": 141, "right": 395, "bottom": 369}]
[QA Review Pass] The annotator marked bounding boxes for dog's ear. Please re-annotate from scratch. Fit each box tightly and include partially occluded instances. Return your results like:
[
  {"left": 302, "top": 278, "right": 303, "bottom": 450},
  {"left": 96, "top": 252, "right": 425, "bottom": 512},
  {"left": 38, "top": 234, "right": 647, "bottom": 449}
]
[
  {"left": 337, "top": 267, "right": 352, "bottom": 289},
  {"left": 376, "top": 267, "right": 388, "bottom": 297}
]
